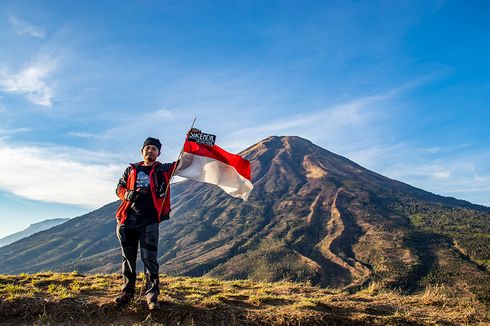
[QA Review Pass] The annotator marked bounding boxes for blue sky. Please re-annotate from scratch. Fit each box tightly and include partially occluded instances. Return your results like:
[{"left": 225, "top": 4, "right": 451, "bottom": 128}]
[{"left": 0, "top": 1, "right": 489, "bottom": 238}]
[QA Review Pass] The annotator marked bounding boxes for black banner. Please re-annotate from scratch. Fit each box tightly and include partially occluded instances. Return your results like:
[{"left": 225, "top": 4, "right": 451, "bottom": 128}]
[{"left": 187, "top": 131, "right": 216, "bottom": 146}]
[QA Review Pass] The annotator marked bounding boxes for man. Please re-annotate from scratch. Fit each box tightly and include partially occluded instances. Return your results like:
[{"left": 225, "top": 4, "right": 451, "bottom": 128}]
[{"left": 114, "top": 137, "right": 176, "bottom": 310}]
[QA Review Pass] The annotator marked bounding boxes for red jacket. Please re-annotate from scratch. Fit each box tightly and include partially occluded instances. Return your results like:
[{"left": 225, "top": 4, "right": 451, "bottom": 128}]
[{"left": 116, "top": 161, "right": 176, "bottom": 224}]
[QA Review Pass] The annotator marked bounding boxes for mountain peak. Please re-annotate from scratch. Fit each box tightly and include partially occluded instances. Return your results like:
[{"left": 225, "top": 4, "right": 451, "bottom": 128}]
[
  {"left": 240, "top": 135, "right": 378, "bottom": 191},
  {"left": 241, "top": 136, "right": 316, "bottom": 156}
]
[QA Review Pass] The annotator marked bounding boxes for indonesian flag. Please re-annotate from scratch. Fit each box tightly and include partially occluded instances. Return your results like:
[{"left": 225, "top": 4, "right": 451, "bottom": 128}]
[{"left": 175, "top": 139, "right": 253, "bottom": 201}]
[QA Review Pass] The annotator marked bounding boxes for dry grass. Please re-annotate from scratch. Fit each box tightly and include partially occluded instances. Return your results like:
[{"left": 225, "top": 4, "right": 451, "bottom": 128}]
[{"left": 0, "top": 273, "right": 488, "bottom": 325}]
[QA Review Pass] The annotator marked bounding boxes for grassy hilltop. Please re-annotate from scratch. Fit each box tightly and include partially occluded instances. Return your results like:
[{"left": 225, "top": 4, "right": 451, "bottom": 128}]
[{"left": 0, "top": 272, "right": 488, "bottom": 325}]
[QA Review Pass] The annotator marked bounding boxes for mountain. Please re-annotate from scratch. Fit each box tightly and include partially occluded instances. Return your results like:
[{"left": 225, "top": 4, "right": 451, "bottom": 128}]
[
  {"left": 0, "top": 218, "right": 70, "bottom": 248},
  {"left": 0, "top": 136, "right": 488, "bottom": 303}
]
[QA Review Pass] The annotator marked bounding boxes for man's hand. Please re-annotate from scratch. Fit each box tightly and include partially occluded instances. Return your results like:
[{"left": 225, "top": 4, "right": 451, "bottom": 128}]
[
  {"left": 124, "top": 189, "right": 139, "bottom": 202},
  {"left": 157, "top": 182, "right": 167, "bottom": 198},
  {"left": 187, "top": 128, "right": 202, "bottom": 136}
]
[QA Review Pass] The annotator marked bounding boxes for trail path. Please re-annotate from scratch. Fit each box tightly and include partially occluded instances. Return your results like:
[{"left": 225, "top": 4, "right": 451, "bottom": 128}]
[{"left": 316, "top": 188, "right": 371, "bottom": 285}]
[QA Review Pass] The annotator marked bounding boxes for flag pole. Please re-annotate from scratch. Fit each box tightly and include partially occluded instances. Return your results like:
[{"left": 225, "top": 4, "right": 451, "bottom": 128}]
[{"left": 158, "top": 117, "right": 196, "bottom": 217}]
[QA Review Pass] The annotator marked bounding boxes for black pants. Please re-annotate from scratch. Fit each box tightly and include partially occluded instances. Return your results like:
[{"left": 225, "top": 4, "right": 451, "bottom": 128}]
[{"left": 116, "top": 223, "right": 160, "bottom": 299}]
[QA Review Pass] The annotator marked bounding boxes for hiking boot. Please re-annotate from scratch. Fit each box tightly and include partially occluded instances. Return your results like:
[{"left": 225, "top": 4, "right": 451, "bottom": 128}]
[
  {"left": 147, "top": 297, "right": 160, "bottom": 311},
  {"left": 114, "top": 292, "right": 134, "bottom": 306}
]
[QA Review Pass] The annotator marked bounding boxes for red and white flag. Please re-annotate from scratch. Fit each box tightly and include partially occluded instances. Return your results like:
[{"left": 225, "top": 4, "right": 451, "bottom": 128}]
[{"left": 175, "top": 139, "right": 253, "bottom": 201}]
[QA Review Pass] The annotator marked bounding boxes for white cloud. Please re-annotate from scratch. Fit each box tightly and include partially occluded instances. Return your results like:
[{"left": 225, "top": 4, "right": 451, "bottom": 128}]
[
  {"left": 67, "top": 131, "right": 100, "bottom": 139},
  {"left": 345, "top": 143, "right": 408, "bottom": 169},
  {"left": 154, "top": 109, "right": 176, "bottom": 119},
  {"left": 221, "top": 91, "right": 393, "bottom": 152},
  {"left": 0, "top": 127, "right": 31, "bottom": 136},
  {"left": 105, "top": 108, "right": 185, "bottom": 137},
  {"left": 346, "top": 145, "right": 490, "bottom": 206},
  {"left": 102, "top": 108, "right": 193, "bottom": 159},
  {"left": 0, "top": 59, "right": 56, "bottom": 107},
  {"left": 370, "top": 149, "right": 490, "bottom": 206},
  {"left": 9, "top": 15, "right": 45, "bottom": 38},
  {"left": 386, "top": 163, "right": 452, "bottom": 180},
  {"left": 0, "top": 141, "right": 125, "bottom": 208}
]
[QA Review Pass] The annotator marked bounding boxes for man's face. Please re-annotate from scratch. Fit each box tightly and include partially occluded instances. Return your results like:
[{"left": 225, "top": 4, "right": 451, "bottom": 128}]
[{"left": 142, "top": 145, "right": 160, "bottom": 162}]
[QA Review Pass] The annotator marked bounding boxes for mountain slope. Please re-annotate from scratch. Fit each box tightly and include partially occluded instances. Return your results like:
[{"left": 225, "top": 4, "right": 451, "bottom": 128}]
[
  {"left": 0, "top": 203, "right": 120, "bottom": 273},
  {"left": 0, "top": 218, "right": 70, "bottom": 248},
  {"left": 0, "top": 136, "right": 488, "bottom": 302}
]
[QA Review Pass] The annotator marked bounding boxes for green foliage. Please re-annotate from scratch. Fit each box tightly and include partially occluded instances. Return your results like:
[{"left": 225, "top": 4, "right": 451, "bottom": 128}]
[
  {"left": 386, "top": 195, "right": 490, "bottom": 304},
  {"left": 389, "top": 196, "right": 490, "bottom": 267},
  {"left": 246, "top": 238, "right": 317, "bottom": 283}
]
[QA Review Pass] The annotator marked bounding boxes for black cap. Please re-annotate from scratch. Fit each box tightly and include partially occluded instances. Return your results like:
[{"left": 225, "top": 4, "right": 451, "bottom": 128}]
[{"left": 142, "top": 137, "right": 162, "bottom": 153}]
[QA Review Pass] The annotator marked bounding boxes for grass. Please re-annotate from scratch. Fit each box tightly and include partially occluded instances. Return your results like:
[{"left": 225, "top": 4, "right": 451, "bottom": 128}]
[{"left": 0, "top": 272, "right": 488, "bottom": 325}]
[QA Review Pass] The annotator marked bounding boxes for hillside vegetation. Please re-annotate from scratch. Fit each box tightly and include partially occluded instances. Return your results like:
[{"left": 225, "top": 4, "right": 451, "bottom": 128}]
[
  {"left": 389, "top": 194, "right": 490, "bottom": 268},
  {"left": 381, "top": 193, "right": 490, "bottom": 303},
  {"left": 0, "top": 272, "right": 488, "bottom": 325}
]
